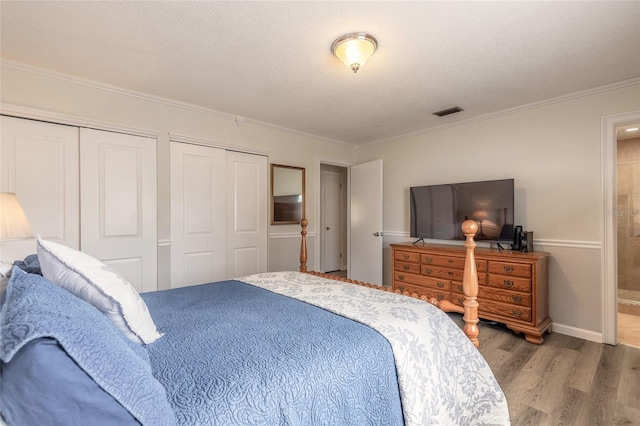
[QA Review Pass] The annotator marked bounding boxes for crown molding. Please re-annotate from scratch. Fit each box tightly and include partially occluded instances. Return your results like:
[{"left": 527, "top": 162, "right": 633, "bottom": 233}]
[
  {"left": 1, "top": 60, "right": 354, "bottom": 149},
  {"left": 0, "top": 103, "right": 159, "bottom": 138},
  {"left": 4, "top": 60, "right": 637, "bottom": 150},
  {"left": 363, "top": 77, "right": 640, "bottom": 148},
  {"left": 168, "top": 132, "right": 269, "bottom": 156}
]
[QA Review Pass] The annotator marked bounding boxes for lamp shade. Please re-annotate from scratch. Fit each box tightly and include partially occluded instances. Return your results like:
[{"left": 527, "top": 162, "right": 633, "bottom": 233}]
[
  {"left": 0, "top": 192, "right": 33, "bottom": 240},
  {"left": 331, "top": 33, "right": 377, "bottom": 73}
]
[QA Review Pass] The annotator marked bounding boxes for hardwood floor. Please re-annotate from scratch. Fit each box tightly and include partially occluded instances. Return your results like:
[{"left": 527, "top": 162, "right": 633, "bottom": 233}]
[{"left": 449, "top": 314, "right": 640, "bottom": 425}]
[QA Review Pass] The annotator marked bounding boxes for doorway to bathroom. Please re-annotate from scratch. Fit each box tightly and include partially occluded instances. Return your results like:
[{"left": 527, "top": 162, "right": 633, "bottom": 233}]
[{"left": 616, "top": 123, "right": 640, "bottom": 348}]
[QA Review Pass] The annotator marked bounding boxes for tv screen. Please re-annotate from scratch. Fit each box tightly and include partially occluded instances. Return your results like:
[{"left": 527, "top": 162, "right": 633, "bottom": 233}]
[{"left": 410, "top": 179, "right": 514, "bottom": 243}]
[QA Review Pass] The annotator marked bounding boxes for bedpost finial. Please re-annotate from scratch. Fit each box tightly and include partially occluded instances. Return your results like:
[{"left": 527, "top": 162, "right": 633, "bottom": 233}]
[{"left": 462, "top": 219, "right": 478, "bottom": 236}]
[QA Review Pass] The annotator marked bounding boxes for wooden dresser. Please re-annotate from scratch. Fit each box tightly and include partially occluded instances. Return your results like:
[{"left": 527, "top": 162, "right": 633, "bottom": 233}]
[{"left": 391, "top": 242, "right": 551, "bottom": 344}]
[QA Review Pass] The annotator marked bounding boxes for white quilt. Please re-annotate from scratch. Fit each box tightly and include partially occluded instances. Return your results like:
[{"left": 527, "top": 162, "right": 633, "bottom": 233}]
[{"left": 240, "top": 271, "right": 510, "bottom": 425}]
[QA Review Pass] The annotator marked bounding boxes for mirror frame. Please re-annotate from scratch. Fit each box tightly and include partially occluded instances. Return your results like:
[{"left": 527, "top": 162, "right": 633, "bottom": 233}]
[{"left": 270, "top": 164, "right": 305, "bottom": 225}]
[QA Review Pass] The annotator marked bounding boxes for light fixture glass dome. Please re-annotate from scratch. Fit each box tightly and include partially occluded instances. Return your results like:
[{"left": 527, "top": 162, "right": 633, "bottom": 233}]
[{"left": 331, "top": 33, "right": 378, "bottom": 73}]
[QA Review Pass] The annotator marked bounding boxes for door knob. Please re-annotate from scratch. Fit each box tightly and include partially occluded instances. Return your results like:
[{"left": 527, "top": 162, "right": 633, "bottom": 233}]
[
  {"left": 373, "top": 232, "right": 384, "bottom": 237},
  {"left": 326, "top": 227, "right": 330, "bottom": 230}
]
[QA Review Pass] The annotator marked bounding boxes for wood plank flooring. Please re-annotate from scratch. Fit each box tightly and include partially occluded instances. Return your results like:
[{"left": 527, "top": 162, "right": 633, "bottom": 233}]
[{"left": 448, "top": 314, "right": 640, "bottom": 425}]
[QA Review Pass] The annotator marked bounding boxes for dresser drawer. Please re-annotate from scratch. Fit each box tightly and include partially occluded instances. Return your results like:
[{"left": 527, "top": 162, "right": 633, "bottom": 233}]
[
  {"left": 421, "top": 254, "right": 465, "bottom": 269},
  {"left": 469, "top": 287, "right": 531, "bottom": 307},
  {"left": 394, "top": 271, "right": 449, "bottom": 290},
  {"left": 451, "top": 275, "right": 487, "bottom": 294},
  {"left": 422, "top": 265, "right": 463, "bottom": 281},
  {"left": 423, "top": 276, "right": 450, "bottom": 291},
  {"left": 486, "top": 274, "right": 532, "bottom": 292},
  {"left": 394, "top": 262, "right": 421, "bottom": 274},
  {"left": 452, "top": 288, "right": 530, "bottom": 307},
  {"left": 394, "top": 251, "right": 420, "bottom": 263},
  {"left": 488, "top": 261, "right": 531, "bottom": 278},
  {"left": 421, "top": 254, "right": 488, "bottom": 272},
  {"left": 480, "top": 300, "right": 532, "bottom": 322},
  {"left": 394, "top": 282, "right": 448, "bottom": 303}
]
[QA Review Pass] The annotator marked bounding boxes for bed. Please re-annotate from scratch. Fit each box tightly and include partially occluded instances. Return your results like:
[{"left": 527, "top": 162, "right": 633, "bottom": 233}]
[{"left": 0, "top": 220, "right": 510, "bottom": 425}]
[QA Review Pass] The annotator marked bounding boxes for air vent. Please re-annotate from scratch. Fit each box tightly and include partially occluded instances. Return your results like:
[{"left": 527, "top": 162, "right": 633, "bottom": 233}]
[{"left": 432, "top": 106, "right": 464, "bottom": 117}]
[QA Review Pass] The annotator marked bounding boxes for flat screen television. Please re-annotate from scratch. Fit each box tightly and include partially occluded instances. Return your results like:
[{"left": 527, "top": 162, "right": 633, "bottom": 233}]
[{"left": 410, "top": 178, "right": 514, "bottom": 243}]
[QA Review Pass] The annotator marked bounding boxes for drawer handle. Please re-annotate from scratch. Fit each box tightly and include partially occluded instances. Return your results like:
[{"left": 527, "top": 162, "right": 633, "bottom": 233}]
[
  {"left": 503, "top": 265, "right": 514, "bottom": 273},
  {"left": 447, "top": 259, "right": 454, "bottom": 263},
  {"left": 437, "top": 281, "right": 445, "bottom": 288},
  {"left": 512, "top": 309, "right": 523, "bottom": 318},
  {"left": 457, "top": 284, "right": 463, "bottom": 292},
  {"left": 425, "top": 268, "right": 432, "bottom": 274},
  {"left": 403, "top": 254, "right": 410, "bottom": 260},
  {"left": 512, "top": 295, "right": 523, "bottom": 303},
  {"left": 403, "top": 265, "right": 410, "bottom": 270},
  {"left": 436, "top": 294, "right": 445, "bottom": 301},
  {"left": 398, "top": 275, "right": 405, "bottom": 281},
  {"left": 397, "top": 286, "right": 405, "bottom": 291},
  {"left": 503, "top": 280, "right": 514, "bottom": 287},
  {"left": 447, "top": 271, "right": 454, "bottom": 276},
  {"left": 425, "top": 257, "right": 433, "bottom": 263},
  {"left": 458, "top": 297, "right": 464, "bottom": 304}
]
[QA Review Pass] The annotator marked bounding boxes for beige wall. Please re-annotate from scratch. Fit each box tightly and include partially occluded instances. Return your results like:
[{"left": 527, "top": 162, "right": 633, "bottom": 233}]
[
  {"left": 3, "top": 61, "right": 640, "bottom": 340},
  {"left": 617, "top": 137, "right": 640, "bottom": 292},
  {"left": 0, "top": 63, "right": 357, "bottom": 288},
  {"left": 356, "top": 83, "right": 640, "bottom": 339}
]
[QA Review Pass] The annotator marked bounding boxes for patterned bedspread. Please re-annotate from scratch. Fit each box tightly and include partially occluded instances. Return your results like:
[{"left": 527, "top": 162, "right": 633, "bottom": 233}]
[
  {"left": 240, "top": 271, "right": 510, "bottom": 425},
  {"left": 142, "top": 279, "right": 405, "bottom": 425}
]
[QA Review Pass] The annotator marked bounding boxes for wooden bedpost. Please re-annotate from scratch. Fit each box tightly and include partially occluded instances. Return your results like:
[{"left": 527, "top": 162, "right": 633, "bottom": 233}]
[
  {"left": 461, "top": 219, "right": 480, "bottom": 348},
  {"left": 299, "top": 218, "right": 308, "bottom": 272}
]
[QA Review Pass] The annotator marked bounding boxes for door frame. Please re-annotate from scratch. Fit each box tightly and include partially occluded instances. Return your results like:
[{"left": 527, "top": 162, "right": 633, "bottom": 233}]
[
  {"left": 602, "top": 110, "right": 640, "bottom": 344},
  {"left": 320, "top": 168, "right": 345, "bottom": 272},
  {"left": 315, "top": 157, "right": 353, "bottom": 273}
]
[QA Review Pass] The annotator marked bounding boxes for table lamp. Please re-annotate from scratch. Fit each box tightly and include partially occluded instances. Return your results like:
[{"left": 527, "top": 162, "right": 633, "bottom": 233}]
[{"left": 0, "top": 192, "right": 33, "bottom": 281}]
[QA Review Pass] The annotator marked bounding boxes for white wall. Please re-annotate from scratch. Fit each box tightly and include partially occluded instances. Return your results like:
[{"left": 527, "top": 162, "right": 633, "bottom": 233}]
[
  {"left": 0, "top": 62, "right": 355, "bottom": 289},
  {"left": 357, "top": 82, "right": 640, "bottom": 340}
]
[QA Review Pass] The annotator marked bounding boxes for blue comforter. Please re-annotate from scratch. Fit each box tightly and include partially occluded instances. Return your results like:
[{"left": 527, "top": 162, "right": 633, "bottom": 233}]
[{"left": 142, "top": 280, "right": 405, "bottom": 425}]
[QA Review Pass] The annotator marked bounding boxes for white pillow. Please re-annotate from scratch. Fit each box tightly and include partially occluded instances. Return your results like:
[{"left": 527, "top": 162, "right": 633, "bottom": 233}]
[{"left": 36, "top": 236, "right": 163, "bottom": 344}]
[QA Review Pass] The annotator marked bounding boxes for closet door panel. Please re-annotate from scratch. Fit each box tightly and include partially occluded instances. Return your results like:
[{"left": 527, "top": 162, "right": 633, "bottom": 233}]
[
  {"left": 80, "top": 128, "right": 157, "bottom": 293},
  {"left": 0, "top": 116, "right": 79, "bottom": 262},
  {"left": 170, "top": 142, "right": 226, "bottom": 288},
  {"left": 226, "top": 151, "right": 267, "bottom": 278}
]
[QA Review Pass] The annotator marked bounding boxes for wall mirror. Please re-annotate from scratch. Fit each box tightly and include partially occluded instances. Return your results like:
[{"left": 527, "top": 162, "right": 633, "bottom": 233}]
[{"left": 271, "top": 164, "right": 305, "bottom": 225}]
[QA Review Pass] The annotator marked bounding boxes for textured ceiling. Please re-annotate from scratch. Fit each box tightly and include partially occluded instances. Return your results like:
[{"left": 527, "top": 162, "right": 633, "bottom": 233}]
[{"left": 1, "top": 1, "right": 639, "bottom": 145}]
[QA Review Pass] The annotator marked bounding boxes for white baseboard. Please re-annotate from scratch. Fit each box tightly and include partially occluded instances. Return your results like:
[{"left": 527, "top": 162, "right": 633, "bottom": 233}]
[{"left": 551, "top": 322, "right": 603, "bottom": 344}]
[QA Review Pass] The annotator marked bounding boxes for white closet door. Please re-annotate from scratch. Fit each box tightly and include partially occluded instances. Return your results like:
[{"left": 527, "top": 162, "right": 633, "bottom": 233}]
[
  {"left": 0, "top": 116, "right": 80, "bottom": 263},
  {"left": 170, "top": 142, "right": 226, "bottom": 288},
  {"left": 80, "top": 128, "right": 157, "bottom": 293},
  {"left": 225, "top": 151, "right": 267, "bottom": 278}
]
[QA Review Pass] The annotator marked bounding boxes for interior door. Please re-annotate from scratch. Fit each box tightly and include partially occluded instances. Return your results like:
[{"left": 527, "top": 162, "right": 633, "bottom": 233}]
[
  {"left": 349, "top": 159, "right": 383, "bottom": 284},
  {"left": 0, "top": 116, "right": 80, "bottom": 264},
  {"left": 225, "top": 151, "right": 267, "bottom": 278},
  {"left": 170, "top": 142, "right": 226, "bottom": 288},
  {"left": 80, "top": 128, "right": 157, "bottom": 293},
  {"left": 322, "top": 170, "right": 342, "bottom": 272}
]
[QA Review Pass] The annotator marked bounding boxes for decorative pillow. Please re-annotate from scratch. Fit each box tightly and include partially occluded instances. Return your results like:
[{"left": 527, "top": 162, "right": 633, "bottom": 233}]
[
  {"left": 0, "top": 268, "right": 176, "bottom": 425},
  {"left": 36, "top": 236, "right": 163, "bottom": 344},
  {"left": 13, "top": 253, "right": 42, "bottom": 275}
]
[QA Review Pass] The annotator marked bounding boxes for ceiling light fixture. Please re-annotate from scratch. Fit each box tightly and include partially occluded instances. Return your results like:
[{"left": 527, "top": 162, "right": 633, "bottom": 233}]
[
  {"left": 625, "top": 127, "right": 639, "bottom": 132},
  {"left": 331, "top": 32, "right": 378, "bottom": 73}
]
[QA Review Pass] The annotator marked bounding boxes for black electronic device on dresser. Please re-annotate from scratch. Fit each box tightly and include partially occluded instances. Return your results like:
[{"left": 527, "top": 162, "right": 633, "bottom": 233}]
[{"left": 513, "top": 226, "right": 534, "bottom": 253}]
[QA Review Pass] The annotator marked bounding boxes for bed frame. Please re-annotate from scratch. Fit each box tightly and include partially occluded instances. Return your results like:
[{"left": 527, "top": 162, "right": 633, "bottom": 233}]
[{"left": 298, "top": 218, "right": 481, "bottom": 348}]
